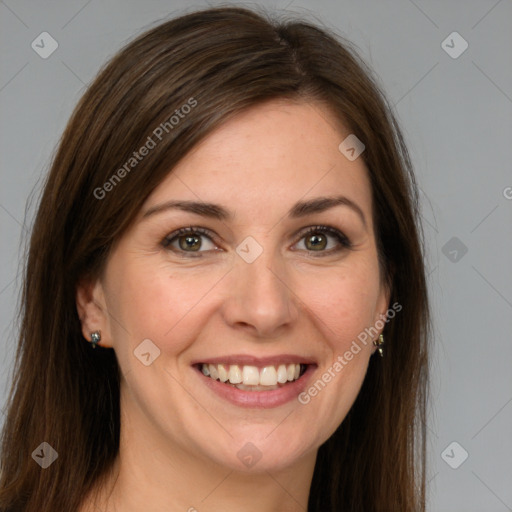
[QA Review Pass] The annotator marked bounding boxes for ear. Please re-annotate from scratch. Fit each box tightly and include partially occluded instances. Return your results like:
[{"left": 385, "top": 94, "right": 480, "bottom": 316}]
[
  {"left": 372, "top": 280, "right": 392, "bottom": 354},
  {"left": 76, "top": 275, "right": 113, "bottom": 348}
]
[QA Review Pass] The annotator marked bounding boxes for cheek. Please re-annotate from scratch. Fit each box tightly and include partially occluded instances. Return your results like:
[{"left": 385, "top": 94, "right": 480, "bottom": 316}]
[
  {"left": 303, "top": 261, "right": 381, "bottom": 347},
  {"left": 106, "top": 259, "right": 226, "bottom": 351},
  {"left": 294, "top": 268, "right": 380, "bottom": 435}
]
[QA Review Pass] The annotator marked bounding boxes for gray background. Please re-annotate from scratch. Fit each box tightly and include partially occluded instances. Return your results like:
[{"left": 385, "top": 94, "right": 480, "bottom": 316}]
[{"left": 1, "top": 0, "right": 511, "bottom": 510}]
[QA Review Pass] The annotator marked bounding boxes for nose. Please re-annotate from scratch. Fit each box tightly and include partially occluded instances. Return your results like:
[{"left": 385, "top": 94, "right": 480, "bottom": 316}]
[{"left": 221, "top": 244, "right": 299, "bottom": 338}]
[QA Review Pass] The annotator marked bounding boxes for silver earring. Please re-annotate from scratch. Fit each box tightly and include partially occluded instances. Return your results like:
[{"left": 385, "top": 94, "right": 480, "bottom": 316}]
[
  {"left": 373, "top": 333, "right": 384, "bottom": 357},
  {"left": 90, "top": 330, "right": 101, "bottom": 349}
]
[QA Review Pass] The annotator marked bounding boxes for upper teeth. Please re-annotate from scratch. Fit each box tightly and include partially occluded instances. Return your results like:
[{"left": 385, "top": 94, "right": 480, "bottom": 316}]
[{"left": 201, "top": 363, "right": 302, "bottom": 386}]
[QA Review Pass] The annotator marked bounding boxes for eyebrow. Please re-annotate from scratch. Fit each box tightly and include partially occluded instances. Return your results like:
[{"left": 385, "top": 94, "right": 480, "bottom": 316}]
[{"left": 142, "top": 195, "right": 367, "bottom": 227}]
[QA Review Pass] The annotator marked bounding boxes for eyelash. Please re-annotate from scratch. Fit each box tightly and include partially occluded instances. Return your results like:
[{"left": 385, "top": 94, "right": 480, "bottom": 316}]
[{"left": 161, "top": 225, "right": 352, "bottom": 258}]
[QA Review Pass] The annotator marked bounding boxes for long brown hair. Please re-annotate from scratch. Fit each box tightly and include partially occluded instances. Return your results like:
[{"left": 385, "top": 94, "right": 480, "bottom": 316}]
[{"left": 0, "top": 6, "right": 430, "bottom": 511}]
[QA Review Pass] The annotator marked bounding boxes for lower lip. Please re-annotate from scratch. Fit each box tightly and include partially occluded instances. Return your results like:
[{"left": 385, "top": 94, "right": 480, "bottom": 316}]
[{"left": 195, "top": 365, "right": 316, "bottom": 408}]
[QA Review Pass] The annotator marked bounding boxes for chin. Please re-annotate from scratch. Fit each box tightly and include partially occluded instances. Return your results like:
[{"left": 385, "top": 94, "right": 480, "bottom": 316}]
[{"left": 195, "top": 427, "right": 319, "bottom": 474}]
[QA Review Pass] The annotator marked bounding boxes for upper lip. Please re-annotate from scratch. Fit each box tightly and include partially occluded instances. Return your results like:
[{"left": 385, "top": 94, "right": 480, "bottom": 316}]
[{"left": 191, "top": 354, "right": 317, "bottom": 367}]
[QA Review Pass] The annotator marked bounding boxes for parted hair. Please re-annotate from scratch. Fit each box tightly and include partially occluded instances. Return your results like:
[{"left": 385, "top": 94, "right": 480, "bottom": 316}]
[{"left": 0, "top": 6, "right": 429, "bottom": 511}]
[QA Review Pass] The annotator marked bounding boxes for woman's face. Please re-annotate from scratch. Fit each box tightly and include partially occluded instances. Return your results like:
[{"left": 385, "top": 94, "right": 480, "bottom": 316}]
[{"left": 80, "top": 99, "right": 389, "bottom": 473}]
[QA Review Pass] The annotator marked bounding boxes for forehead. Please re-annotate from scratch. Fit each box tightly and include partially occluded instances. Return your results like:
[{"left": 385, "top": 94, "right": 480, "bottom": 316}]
[{"left": 143, "top": 99, "right": 372, "bottom": 223}]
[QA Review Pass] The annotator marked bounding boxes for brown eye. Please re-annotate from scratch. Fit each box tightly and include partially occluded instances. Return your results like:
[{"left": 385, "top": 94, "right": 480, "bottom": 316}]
[
  {"left": 305, "top": 233, "right": 327, "bottom": 251},
  {"left": 178, "top": 234, "right": 202, "bottom": 251},
  {"left": 294, "top": 226, "right": 352, "bottom": 255},
  {"left": 162, "top": 227, "right": 218, "bottom": 255}
]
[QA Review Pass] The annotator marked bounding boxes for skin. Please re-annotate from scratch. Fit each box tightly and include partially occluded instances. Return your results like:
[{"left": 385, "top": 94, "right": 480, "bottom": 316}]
[{"left": 76, "top": 98, "right": 390, "bottom": 512}]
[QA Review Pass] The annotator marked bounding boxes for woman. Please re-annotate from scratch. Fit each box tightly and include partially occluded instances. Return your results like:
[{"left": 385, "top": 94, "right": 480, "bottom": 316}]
[{"left": 0, "top": 6, "right": 430, "bottom": 511}]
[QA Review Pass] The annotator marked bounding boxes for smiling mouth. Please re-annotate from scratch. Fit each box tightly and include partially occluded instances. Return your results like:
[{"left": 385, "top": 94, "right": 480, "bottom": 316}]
[{"left": 196, "top": 363, "right": 308, "bottom": 391}]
